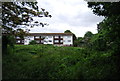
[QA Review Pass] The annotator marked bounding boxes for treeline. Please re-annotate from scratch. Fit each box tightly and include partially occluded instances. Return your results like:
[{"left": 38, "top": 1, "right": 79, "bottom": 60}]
[
  {"left": 74, "top": 2, "right": 120, "bottom": 53},
  {"left": 2, "top": 2, "right": 120, "bottom": 80},
  {"left": 74, "top": 31, "right": 94, "bottom": 47},
  {"left": 87, "top": 2, "right": 120, "bottom": 53},
  {"left": 84, "top": 2, "right": 120, "bottom": 79}
]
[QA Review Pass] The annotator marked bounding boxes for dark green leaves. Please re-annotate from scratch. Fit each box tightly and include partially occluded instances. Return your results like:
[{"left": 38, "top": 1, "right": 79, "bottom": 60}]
[{"left": 2, "top": 2, "right": 52, "bottom": 34}]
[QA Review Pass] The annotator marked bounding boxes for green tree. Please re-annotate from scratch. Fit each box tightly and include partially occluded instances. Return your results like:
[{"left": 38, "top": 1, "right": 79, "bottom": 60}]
[
  {"left": 87, "top": 2, "right": 120, "bottom": 53},
  {"left": 88, "top": 2, "right": 120, "bottom": 17},
  {"left": 64, "top": 30, "right": 72, "bottom": 33},
  {"left": 74, "top": 37, "right": 84, "bottom": 47},
  {"left": 2, "top": 2, "right": 51, "bottom": 33},
  {"left": 78, "top": 31, "right": 94, "bottom": 48},
  {"left": 84, "top": 31, "right": 93, "bottom": 38},
  {"left": 2, "top": 2, "right": 51, "bottom": 54},
  {"left": 87, "top": 2, "right": 120, "bottom": 78},
  {"left": 29, "top": 40, "right": 37, "bottom": 45}
]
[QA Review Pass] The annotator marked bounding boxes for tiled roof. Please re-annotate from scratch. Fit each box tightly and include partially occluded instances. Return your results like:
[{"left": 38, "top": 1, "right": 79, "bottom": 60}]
[{"left": 27, "top": 33, "right": 73, "bottom": 36}]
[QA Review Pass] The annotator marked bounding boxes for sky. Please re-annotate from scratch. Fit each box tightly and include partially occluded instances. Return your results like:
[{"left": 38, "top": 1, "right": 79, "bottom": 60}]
[{"left": 30, "top": 0, "right": 104, "bottom": 37}]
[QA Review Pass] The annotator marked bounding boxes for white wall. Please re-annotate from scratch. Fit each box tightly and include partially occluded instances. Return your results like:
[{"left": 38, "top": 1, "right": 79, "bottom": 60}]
[
  {"left": 63, "top": 35, "right": 73, "bottom": 45},
  {"left": 23, "top": 35, "right": 73, "bottom": 45}
]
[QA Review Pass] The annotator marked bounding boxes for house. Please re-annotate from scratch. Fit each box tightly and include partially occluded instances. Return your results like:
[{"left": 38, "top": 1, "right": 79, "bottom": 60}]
[{"left": 16, "top": 33, "right": 73, "bottom": 46}]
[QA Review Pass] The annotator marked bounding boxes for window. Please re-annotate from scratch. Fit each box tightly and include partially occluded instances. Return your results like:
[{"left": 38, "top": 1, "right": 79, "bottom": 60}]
[
  {"left": 45, "top": 37, "right": 48, "bottom": 39},
  {"left": 55, "top": 36, "right": 59, "bottom": 38},
  {"left": 68, "top": 40, "right": 71, "bottom": 42},
  {"left": 41, "top": 36, "right": 45, "bottom": 39},
  {"left": 67, "top": 36, "right": 71, "bottom": 38},
  {"left": 49, "top": 40, "right": 52, "bottom": 42},
  {"left": 60, "top": 40, "right": 62, "bottom": 42},
  {"left": 36, "top": 40, "right": 39, "bottom": 43},
  {"left": 48, "top": 36, "right": 52, "bottom": 38},
  {"left": 41, "top": 40, "right": 44, "bottom": 43},
  {"left": 35, "top": 36, "right": 39, "bottom": 39},
  {"left": 25, "top": 41, "right": 27, "bottom": 43},
  {"left": 54, "top": 40, "right": 59, "bottom": 42},
  {"left": 65, "top": 36, "right": 68, "bottom": 38},
  {"left": 30, "top": 36, "right": 33, "bottom": 38},
  {"left": 44, "top": 40, "right": 47, "bottom": 42},
  {"left": 60, "top": 36, "right": 63, "bottom": 38},
  {"left": 22, "top": 40, "right": 24, "bottom": 43},
  {"left": 16, "top": 40, "right": 20, "bottom": 43}
]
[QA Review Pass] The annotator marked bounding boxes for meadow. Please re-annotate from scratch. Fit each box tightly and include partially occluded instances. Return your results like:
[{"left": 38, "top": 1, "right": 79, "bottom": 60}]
[{"left": 3, "top": 45, "right": 118, "bottom": 80}]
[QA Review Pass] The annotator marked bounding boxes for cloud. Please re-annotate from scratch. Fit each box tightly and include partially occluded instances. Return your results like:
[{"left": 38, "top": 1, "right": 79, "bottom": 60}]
[{"left": 30, "top": 0, "right": 104, "bottom": 37}]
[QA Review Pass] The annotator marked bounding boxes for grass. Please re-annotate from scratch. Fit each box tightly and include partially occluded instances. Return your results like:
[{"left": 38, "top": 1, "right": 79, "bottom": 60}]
[{"left": 2, "top": 44, "right": 119, "bottom": 80}]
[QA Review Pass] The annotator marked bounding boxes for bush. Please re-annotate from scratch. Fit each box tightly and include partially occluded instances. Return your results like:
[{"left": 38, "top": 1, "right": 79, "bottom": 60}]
[
  {"left": 3, "top": 45, "right": 119, "bottom": 80},
  {"left": 29, "top": 40, "right": 37, "bottom": 45}
]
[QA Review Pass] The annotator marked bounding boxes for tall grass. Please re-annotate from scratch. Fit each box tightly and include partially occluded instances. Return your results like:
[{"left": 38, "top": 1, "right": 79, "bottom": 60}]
[{"left": 2, "top": 45, "right": 119, "bottom": 80}]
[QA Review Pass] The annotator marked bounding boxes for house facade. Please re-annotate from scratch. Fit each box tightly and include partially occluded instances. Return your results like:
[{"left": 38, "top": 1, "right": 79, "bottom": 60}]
[{"left": 16, "top": 33, "right": 73, "bottom": 46}]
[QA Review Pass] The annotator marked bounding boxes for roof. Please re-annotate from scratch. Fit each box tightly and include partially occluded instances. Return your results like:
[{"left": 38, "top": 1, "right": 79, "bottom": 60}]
[{"left": 27, "top": 33, "right": 73, "bottom": 36}]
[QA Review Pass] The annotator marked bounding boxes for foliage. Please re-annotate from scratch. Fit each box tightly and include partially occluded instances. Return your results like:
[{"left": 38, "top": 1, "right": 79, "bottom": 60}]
[
  {"left": 2, "top": 34, "right": 16, "bottom": 54},
  {"left": 2, "top": 45, "right": 119, "bottom": 80},
  {"left": 2, "top": 2, "right": 51, "bottom": 53},
  {"left": 29, "top": 40, "right": 37, "bottom": 45},
  {"left": 64, "top": 30, "right": 72, "bottom": 33},
  {"left": 2, "top": 2, "right": 51, "bottom": 33},
  {"left": 89, "top": 33, "right": 107, "bottom": 51},
  {"left": 87, "top": 2, "right": 120, "bottom": 77},
  {"left": 2, "top": 2, "right": 120, "bottom": 80},
  {"left": 84, "top": 31, "right": 93, "bottom": 38},
  {"left": 87, "top": 2, "right": 120, "bottom": 53},
  {"left": 75, "top": 31, "right": 94, "bottom": 47},
  {"left": 88, "top": 2, "right": 120, "bottom": 17}
]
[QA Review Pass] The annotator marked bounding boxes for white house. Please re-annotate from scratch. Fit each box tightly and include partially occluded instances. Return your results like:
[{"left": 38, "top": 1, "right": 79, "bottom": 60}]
[{"left": 16, "top": 33, "right": 73, "bottom": 46}]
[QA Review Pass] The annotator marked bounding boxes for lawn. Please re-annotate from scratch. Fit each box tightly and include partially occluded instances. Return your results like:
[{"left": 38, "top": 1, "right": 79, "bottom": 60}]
[{"left": 2, "top": 45, "right": 118, "bottom": 80}]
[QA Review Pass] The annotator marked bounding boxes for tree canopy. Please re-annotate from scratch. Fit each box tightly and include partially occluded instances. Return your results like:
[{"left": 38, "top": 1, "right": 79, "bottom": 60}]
[
  {"left": 64, "top": 30, "right": 72, "bottom": 33},
  {"left": 2, "top": 2, "right": 52, "bottom": 53},
  {"left": 87, "top": 2, "right": 120, "bottom": 75},
  {"left": 88, "top": 2, "right": 120, "bottom": 17},
  {"left": 2, "top": 2, "right": 51, "bottom": 34},
  {"left": 84, "top": 31, "right": 93, "bottom": 38}
]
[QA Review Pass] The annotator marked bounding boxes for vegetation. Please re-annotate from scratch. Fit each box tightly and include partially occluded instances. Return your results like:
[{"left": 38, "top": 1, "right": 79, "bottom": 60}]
[
  {"left": 29, "top": 40, "right": 37, "bottom": 45},
  {"left": 87, "top": 2, "right": 120, "bottom": 76},
  {"left": 3, "top": 45, "right": 119, "bottom": 80},
  {"left": 2, "top": 2, "right": 120, "bottom": 80},
  {"left": 75, "top": 31, "right": 94, "bottom": 47},
  {"left": 2, "top": 2, "right": 51, "bottom": 53}
]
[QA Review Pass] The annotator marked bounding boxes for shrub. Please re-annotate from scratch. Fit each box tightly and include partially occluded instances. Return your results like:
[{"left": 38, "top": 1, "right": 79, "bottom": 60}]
[{"left": 29, "top": 40, "right": 37, "bottom": 45}]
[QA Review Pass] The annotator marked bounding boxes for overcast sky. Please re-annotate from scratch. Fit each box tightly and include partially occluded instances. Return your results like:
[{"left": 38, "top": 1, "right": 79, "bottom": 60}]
[{"left": 30, "top": 0, "right": 104, "bottom": 37}]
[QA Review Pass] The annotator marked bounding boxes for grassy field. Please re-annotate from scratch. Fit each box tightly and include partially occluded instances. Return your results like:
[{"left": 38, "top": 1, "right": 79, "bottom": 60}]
[{"left": 3, "top": 45, "right": 118, "bottom": 80}]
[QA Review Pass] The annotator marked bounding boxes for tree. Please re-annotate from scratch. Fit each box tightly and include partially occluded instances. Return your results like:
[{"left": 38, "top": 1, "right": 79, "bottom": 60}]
[
  {"left": 87, "top": 2, "right": 120, "bottom": 52},
  {"left": 75, "top": 31, "right": 94, "bottom": 48},
  {"left": 64, "top": 30, "right": 72, "bottom": 33},
  {"left": 88, "top": 2, "right": 120, "bottom": 17},
  {"left": 2, "top": 2, "right": 51, "bottom": 53},
  {"left": 2, "top": 2, "right": 51, "bottom": 33},
  {"left": 74, "top": 37, "right": 84, "bottom": 47},
  {"left": 84, "top": 31, "right": 93, "bottom": 38},
  {"left": 29, "top": 40, "right": 37, "bottom": 45},
  {"left": 87, "top": 2, "right": 120, "bottom": 78}
]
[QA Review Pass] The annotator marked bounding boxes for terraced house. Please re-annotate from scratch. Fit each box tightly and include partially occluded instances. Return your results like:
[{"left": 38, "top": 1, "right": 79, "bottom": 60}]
[{"left": 16, "top": 33, "right": 73, "bottom": 46}]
